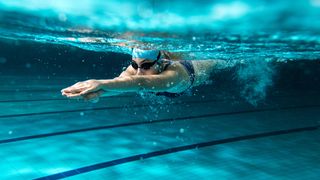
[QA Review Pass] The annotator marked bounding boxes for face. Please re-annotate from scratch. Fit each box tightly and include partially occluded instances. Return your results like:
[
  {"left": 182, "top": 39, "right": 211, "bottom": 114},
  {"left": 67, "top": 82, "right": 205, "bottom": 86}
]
[{"left": 131, "top": 58, "right": 160, "bottom": 75}]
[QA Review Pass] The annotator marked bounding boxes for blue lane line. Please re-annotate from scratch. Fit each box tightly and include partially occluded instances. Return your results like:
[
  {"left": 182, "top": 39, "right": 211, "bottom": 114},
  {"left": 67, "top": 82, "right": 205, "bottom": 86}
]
[
  {"left": 1, "top": 91, "right": 319, "bottom": 104},
  {"left": 1, "top": 104, "right": 320, "bottom": 145},
  {"left": 0, "top": 106, "right": 130, "bottom": 118},
  {"left": 1, "top": 93, "right": 319, "bottom": 116},
  {"left": 0, "top": 99, "right": 219, "bottom": 118},
  {"left": 0, "top": 103, "right": 153, "bottom": 118},
  {"left": 33, "top": 125, "right": 320, "bottom": 180}
]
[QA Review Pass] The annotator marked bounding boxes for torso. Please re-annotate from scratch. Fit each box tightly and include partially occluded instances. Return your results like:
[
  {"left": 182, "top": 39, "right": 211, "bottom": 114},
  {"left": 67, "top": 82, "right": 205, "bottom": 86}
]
[{"left": 158, "top": 59, "right": 195, "bottom": 95}]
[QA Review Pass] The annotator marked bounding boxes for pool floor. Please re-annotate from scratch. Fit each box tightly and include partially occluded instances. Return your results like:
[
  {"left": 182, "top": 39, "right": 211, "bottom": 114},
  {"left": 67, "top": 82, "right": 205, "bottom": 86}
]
[{"left": 0, "top": 76, "right": 319, "bottom": 179}]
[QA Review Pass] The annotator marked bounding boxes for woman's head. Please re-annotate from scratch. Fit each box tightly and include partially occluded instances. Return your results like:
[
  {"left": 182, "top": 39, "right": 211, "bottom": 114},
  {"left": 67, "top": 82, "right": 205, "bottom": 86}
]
[{"left": 131, "top": 48, "right": 162, "bottom": 75}]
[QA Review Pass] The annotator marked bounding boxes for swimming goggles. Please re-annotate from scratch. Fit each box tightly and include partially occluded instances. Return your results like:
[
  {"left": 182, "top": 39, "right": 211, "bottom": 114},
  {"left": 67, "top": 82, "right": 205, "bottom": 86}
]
[
  {"left": 131, "top": 58, "right": 160, "bottom": 70},
  {"left": 131, "top": 50, "right": 161, "bottom": 70}
]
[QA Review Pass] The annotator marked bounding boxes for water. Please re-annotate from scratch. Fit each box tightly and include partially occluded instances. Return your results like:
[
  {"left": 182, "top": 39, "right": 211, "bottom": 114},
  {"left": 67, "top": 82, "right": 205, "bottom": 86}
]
[
  {"left": 0, "top": 0, "right": 320, "bottom": 179},
  {"left": 0, "top": 0, "right": 320, "bottom": 59}
]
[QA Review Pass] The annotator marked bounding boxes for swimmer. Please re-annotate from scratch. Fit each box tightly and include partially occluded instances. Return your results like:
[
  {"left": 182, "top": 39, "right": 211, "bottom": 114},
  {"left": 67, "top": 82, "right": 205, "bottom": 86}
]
[{"left": 61, "top": 47, "right": 229, "bottom": 102}]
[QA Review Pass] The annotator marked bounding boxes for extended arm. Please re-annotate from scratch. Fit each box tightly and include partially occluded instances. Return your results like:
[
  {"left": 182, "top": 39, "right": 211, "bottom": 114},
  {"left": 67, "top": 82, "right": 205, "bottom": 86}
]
[
  {"left": 100, "top": 70, "right": 183, "bottom": 93},
  {"left": 61, "top": 63, "right": 191, "bottom": 101}
]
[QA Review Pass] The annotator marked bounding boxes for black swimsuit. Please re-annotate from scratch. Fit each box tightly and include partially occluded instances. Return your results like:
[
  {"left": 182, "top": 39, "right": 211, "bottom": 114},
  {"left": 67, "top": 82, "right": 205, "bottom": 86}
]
[{"left": 154, "top": 60, "right": 195, "bottom": 98}]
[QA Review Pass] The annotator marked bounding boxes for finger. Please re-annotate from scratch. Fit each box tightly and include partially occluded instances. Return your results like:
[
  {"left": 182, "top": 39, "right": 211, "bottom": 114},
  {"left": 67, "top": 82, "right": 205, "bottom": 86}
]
[
  {"left": 66, "top": 86, "right": 88, "bottom": 94},
  {"left": 61, "top": 82, "right": 82, "bottom": 92},
  {"left": 62, "top": 91, "right": 74, "bottom": 96},
  {"left": 62, "top": 92, "right": 77, "bottom": 97},
  {"left": 62, "top": 81, "right": 87, "bottom": 92},
  {"left": 62, "top": 92, "right": 84, "bottom": 100},
  {"left": 62, "top": 87, "right": 80, "bottom": 93},
  {"left": 80, "top": 87, "right": 97, "bottom": 96},
  {"left": 65, "top": 93, "right": 84, "bottom": 99},
  {"left": 61, "top": 87, "right": 73, "bottom": 93}
]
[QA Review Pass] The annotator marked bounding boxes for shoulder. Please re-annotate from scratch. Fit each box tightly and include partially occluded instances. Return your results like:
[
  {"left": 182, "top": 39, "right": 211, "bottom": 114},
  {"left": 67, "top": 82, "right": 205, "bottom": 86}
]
[
  {"left": 162, "top": 59, "right": 185, "bottom": 70},
  {"left": 161, "top": 60, "right": 190, "bottom": 77}
]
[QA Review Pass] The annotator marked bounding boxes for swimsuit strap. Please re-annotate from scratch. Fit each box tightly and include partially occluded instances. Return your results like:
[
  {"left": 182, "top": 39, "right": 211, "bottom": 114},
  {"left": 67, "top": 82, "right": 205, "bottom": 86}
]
[
  {"left": 153, "top": 60, "right": 195, "bottom": 98},
  {"left": 162, "top": 60, "right": 195, "bottom": 87},
  {"left": 178, "top": 60, "right": 195, "bottom": 87}
]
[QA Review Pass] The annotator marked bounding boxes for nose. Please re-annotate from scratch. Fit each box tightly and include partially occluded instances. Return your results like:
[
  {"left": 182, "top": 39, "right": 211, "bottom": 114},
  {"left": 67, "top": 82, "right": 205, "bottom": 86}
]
[{"left": 136, "top": 68, "right": 144, "bottom": 75}]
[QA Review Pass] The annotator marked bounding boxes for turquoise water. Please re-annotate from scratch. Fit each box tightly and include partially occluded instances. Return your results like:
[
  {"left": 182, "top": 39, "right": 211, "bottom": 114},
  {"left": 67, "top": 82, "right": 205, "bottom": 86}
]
[
  {"left": 0, "top": 0, "right": 320, "bottom": 179},
  {"left": 0, "top": 0, "right": 320, "bottom": 60}
]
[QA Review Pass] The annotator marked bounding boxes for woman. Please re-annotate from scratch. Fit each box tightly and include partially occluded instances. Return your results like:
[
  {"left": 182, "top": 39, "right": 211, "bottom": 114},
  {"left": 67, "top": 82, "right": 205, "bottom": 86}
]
[{"left": 61, "top": 48, "right": 224, "bottom": 102}]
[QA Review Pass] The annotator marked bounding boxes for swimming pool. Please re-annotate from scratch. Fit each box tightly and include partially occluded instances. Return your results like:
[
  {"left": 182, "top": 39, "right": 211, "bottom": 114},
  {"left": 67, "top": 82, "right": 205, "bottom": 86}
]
[{"left": 0, "top": 0, "right": 320, "bottom": 179}]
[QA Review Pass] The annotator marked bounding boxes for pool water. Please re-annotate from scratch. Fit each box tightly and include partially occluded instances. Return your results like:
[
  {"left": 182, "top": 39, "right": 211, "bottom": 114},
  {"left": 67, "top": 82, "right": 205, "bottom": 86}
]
[{"left": 0, "top": 0, "right": 320, "bottom": 179}]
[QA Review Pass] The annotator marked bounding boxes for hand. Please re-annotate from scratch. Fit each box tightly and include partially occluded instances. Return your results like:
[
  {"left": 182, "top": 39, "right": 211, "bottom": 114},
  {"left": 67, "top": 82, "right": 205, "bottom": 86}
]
[
  {"left": 61, "top": 79, "right": 104, "bottom": 99},
  {"left": 81, "top": 89, "right": 122, "bottom": 103}
]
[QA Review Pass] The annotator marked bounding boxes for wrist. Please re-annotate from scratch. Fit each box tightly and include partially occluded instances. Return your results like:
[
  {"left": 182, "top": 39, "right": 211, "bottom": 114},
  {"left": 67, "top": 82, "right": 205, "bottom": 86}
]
[{"left": 99, "top": 79, "right": 111, "bottom": 90}]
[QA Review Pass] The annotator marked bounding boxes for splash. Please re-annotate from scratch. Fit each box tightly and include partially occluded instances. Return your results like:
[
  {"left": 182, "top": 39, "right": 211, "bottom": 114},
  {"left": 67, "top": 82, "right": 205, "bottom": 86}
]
[{"left": 236, "top": 59, "right": 275, "bottom": 105}]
